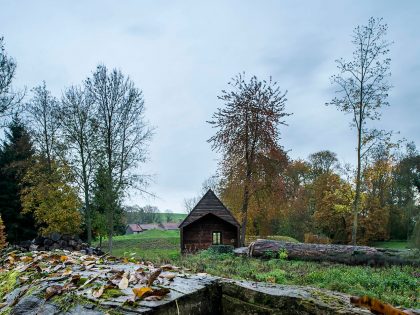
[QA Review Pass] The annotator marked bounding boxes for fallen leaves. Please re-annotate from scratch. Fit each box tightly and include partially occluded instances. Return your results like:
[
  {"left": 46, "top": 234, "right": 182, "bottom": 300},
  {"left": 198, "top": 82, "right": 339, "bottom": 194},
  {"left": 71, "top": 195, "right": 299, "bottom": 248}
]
[
  {"left": 132, "top": 287, "right": 170, "bottom": 301},
  {"left": 132, "top": 287, "right": 152, "bottom": 299},
  {"left": 160, "top": 272, "right": 176, "bottom": 281},
  {"left": 92, "top": 286, "right": 105, "bottom": 298},
  {"left": 0, "top": 248, "right": 180, "bottom": 309},
  {"left": 147, "top": 268, "right": 162, "bottom": 287},
  {"left": 45, "top": 285, "right": 63, "bottom": 300},
  {"left": 118, "top": 273, "right": 129, "bottom": 290}
]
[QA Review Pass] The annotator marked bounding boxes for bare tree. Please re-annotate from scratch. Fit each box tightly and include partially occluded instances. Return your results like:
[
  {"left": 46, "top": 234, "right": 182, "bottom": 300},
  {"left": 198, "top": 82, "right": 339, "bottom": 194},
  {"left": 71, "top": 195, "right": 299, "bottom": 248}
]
[
  {"left": 85, "top": 65, "right": 153, "bottom": 253},
  {"left": 59, "top": 86, "right": 96, "bottom": 244},
  {"left": 208, "top": 73, "right": 290, "bottom": 245},
  {"left": 183, "top": 196, "right": 200, "bottom": 214},
  {"left": 0, "top": 37, "right": 23, "bottom": 124},
  {"left": 327, "top": 17, "right": 392, "bottom": 245},
  {"left": 26, "top": 82, "right": 61, "bottom": 171}
]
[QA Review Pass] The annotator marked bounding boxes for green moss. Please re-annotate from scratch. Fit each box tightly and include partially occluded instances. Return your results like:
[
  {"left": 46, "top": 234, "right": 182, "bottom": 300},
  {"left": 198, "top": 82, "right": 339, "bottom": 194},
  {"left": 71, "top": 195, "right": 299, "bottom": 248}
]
[
  {"left": 0, "top": 306, "right": 11, "bottom": 315},
  {"left": 50, "top": 293, "right": 96, "bottom": 312},
  {"left": 0, "top": 270, "right": 20, "bottom": 299},
  {"left": 102, "top": 288, "right": 124, "bottom": 299}
]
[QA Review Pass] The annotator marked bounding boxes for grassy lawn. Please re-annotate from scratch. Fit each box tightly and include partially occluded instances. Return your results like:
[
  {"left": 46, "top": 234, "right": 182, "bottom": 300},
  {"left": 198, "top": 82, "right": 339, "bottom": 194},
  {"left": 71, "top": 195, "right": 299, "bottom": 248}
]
[
  {"left": 372, "top": 240, "right": 409, "bottom": 249},
  {"left": 95, "top": 230, "right": 181, "bottom": 262},
  {"left": 96, "top": 232, "right": 419, "bottom": 308}
]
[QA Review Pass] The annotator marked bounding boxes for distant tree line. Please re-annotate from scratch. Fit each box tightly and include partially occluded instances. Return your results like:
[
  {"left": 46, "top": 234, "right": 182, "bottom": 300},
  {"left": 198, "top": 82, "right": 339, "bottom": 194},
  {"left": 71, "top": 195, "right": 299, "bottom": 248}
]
[{"left": 124, "top": 206, "right": 181, "bottom": 225}]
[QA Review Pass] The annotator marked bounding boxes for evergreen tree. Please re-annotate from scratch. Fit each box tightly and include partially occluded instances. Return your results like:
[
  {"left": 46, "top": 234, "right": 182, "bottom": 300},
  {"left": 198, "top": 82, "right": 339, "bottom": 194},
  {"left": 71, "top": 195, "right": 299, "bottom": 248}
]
[{"left": 0, "top": 117, "right": 36, "bottom": 243}]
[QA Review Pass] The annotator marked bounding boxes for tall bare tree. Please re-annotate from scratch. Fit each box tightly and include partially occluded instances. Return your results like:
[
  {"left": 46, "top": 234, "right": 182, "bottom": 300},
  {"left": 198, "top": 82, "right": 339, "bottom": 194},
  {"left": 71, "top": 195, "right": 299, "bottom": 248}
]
[
  {"left": 208, "top": 74, "right": 290, "bottom": 245},
  {"left": 0, "top": 37, "right": 23, "bottom": 124},
  {"left": 59, "top": 86, "right": 96, "bottom": 244},
  {"left": 85, "top": 65, "right": 153, "bottom": 253},
  {"left": 26, "top": 82, "right": 61, "bottom": 171},
  {"left": 327, "top": 17, "right": 392, "bottom": 245}
]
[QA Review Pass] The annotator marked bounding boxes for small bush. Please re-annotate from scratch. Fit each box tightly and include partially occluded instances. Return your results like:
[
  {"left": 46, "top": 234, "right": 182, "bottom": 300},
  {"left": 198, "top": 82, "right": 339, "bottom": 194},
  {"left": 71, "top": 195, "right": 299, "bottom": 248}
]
[
  {"left": 304, "top": 233, "right": 331, "bottom": 244},
  {"left": 278, "top": 249, "right": 288, "bottom": 260},
  {"left": 208, "top": 245, "right": 234, "bottom": 254}
]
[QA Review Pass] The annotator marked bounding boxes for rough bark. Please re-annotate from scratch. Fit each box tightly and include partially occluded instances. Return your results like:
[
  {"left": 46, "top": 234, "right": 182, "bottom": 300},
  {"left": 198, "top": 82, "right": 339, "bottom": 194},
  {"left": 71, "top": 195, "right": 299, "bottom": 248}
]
[{"left": 243, "top": 239, "right": 420, "bottom": 266}]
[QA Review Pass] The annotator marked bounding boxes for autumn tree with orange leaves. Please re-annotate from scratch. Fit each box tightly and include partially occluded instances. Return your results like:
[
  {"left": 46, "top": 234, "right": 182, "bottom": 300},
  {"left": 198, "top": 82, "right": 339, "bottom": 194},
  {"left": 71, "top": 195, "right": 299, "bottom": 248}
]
[{"left": 208, "top": 74, "right": 291, "bottom": 245}]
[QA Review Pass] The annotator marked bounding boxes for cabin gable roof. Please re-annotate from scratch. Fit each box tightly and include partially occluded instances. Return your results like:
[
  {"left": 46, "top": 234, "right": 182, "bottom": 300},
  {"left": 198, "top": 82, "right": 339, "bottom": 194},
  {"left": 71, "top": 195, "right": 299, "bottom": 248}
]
[{"left": 179, "top": 189, "right": 240, "bottom": 228}]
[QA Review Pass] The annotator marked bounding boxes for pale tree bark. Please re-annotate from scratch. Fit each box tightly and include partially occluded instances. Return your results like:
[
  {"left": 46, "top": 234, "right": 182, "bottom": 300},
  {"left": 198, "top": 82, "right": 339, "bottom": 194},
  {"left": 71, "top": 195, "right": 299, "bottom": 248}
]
[{"left": 327, "top": 18, "right": 392, "bottom": 245}]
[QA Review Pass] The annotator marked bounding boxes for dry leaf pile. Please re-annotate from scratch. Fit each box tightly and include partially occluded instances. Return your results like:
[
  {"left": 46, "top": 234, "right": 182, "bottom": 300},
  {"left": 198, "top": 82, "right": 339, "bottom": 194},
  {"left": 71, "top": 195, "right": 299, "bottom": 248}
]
[{"left": 0, "top": 248, "right": 181, "bottom": 310}]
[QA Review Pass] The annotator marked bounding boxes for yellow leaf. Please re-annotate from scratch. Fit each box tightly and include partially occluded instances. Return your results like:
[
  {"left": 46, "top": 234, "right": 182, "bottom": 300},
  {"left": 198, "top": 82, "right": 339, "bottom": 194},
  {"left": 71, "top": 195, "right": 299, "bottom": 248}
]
[
  {"left": 20, "top": 256, "right": 33, "bottom": 263},
  {"left": 60, "top": 255, "right": 68, "bottom": 262},
  {"left": 132, "top": 287, "right": 152, "bottom": 299}
]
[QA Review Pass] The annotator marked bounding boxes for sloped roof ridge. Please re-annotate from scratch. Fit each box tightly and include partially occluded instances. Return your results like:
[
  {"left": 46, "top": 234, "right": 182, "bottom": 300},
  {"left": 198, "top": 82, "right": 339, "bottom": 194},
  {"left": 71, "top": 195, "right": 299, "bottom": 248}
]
[{"left": 179, "top": 189, "right": 240, "bottom": 228}]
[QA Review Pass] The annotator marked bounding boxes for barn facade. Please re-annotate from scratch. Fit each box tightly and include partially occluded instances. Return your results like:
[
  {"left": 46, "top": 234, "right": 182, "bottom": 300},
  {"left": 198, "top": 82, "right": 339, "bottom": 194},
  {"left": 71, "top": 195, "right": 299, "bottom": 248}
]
[{"left": 179, "top": 189, "right": 240, "bottom": 253}]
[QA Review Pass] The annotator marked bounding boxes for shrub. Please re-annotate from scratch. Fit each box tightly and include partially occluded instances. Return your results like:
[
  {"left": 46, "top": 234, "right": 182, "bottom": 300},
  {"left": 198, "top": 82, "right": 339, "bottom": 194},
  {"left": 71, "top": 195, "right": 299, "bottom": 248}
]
[
  {"left": 304, "top": 233, "right": 331, "bottom": 244},
  {"left": 208, "top": 245, "right": 234, "bottom": 254},
  {"left": 278, "top": 249, "right": 288, "bottom": 260}
]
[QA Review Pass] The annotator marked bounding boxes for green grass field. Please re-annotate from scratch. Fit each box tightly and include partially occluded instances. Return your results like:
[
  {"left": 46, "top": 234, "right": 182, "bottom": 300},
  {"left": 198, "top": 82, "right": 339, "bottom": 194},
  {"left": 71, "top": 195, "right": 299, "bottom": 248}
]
[
  {"left": 95, "top": 232, "right": 419, "bottom": 308},
  {"left": 95, "top": 230, "right": 181, "bottom": 262}
]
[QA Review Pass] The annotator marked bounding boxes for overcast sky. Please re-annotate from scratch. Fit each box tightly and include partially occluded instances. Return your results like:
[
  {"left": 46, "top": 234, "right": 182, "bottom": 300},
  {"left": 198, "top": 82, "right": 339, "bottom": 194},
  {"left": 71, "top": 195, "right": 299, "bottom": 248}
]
[{"left": 1, "top": 0, "right": 419, "bottom": 212}]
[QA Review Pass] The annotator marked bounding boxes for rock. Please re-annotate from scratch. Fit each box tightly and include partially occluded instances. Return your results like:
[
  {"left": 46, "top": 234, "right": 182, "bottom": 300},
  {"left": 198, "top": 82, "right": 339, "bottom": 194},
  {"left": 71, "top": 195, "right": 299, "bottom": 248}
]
[
  {"left": 29, "top": 244, "right": 38, "bottom": 251},
  {"left": 43, "top": 238, "right": 53, "bottom": 247},
  {"left": 18, "top": 241, "right": 32, "bottom": 251},
  {"left": 65, "top": 305, "right": 104, "bottom": 315},
  {"left": 50, "top": 242, "right": 60, "bottom": 250},
  {"left": 10, "top": 295, "right": 60, "bottom": 315},
  {"left": 33, "top": 236, "right": 44, "bottom": 245},
  {"left": 62, "top": 234, "right": 72, "bottom": 241},
  {"left": 233, "top": 247, "right": 247, "bottom": 256},
  {"left": 50, "top": 233, "right": 62, "bottom": 242},
  {"left": 221, "top": 280, "right": 372, "bottom": 315},
  {"left": 68, "top": 240, "right": 77, "bottom": 248}
]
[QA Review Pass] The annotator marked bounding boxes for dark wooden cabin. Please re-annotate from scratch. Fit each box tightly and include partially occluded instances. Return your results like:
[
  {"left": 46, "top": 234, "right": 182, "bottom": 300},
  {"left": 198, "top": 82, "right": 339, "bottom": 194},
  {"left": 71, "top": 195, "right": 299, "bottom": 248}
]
[{"left": 179, "top": 189, "right": 240, "bottom": 253}]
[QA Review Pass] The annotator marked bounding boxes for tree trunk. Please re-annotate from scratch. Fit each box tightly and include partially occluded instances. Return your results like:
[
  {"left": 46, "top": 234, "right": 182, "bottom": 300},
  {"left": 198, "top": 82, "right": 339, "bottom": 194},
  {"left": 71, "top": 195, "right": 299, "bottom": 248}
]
[
  {"left": 244, "top": 239, "right": 419, "bottom": 266},
  {"left": 240, "top": 170, "right": 252, "bottom": 246},
  {"left": 352, "top": 123, "right": 362, "bottom": 245},
  {"left": 84, "top": 186, "right": 92, "bottom": 245}
]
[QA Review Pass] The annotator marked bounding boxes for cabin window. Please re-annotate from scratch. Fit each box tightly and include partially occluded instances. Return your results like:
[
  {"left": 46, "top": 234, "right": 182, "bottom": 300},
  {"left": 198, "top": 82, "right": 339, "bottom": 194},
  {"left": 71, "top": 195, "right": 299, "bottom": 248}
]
[{"left": 212, "top": 231, "right": 222, "bottom": 245}]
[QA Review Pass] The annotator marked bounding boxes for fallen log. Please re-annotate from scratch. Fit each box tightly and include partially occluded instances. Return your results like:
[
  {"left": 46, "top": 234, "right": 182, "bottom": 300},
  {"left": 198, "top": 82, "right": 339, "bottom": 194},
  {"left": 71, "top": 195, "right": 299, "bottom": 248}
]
[{"left": 244, "top": 239, "right": 420, "bottom": 266}]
